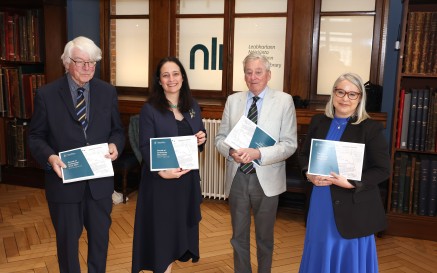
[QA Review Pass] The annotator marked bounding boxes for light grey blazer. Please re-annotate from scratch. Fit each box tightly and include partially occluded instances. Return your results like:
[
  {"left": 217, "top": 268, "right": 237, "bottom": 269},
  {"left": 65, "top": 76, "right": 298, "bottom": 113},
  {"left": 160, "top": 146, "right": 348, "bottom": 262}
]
[{"left": 215, "top": 87, "right": 298, "bottom": 197}]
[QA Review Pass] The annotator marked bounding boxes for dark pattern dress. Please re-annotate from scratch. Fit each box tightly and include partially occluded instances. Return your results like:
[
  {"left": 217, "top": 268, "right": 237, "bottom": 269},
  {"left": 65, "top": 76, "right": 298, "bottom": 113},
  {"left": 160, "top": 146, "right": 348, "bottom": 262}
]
[{"left": 132, "top": 113, "right": 203, "bottom": 273}]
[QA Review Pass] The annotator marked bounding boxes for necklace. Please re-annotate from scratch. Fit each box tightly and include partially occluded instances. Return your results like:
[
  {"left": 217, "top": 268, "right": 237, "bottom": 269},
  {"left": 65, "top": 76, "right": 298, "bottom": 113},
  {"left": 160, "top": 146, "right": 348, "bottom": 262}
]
[
  {"left": 169, "top": 104, "right": 178, "bottom": 109},
  {"left": 333, "top": 118, "right": 348, "bottom": 130}
]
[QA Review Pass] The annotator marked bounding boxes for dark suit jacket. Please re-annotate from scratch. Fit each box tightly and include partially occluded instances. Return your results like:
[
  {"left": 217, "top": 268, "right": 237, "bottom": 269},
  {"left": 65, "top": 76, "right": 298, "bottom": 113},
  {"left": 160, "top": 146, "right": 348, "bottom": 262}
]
[
  {"left": 299, "top": 114, "right": 390, "bottom": 239},
  {"left": 28, "top": 75, "right": 125, "bottom": 203}
]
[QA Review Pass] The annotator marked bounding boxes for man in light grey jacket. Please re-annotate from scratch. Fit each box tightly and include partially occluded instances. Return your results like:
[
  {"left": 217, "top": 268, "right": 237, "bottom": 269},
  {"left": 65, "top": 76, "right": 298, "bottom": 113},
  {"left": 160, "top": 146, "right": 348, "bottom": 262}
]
[{"left": 215, "top": 53, "right": 297, "bottom": 273}]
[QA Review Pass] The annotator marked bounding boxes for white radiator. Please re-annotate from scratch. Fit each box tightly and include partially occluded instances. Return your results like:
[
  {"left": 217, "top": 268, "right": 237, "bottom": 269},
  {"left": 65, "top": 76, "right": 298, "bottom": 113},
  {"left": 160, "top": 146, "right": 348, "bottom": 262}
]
[{"left": 200, "top": 119, "right": 227, "bottom": 200}]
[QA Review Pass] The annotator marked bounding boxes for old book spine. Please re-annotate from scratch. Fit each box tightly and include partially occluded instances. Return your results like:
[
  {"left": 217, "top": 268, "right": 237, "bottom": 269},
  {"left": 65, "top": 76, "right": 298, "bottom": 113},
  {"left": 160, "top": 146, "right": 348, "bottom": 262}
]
[
  {"left": 398, "top": 153, "right": 409, "bottom": 212},
  {"left": 0, "top": 11, "right": 6, "bottom": 60},
  {"left": 413, "top": 158, "right": 421, "bottom": 215},
  {"left": 391, "top": 154, "right": 402, "bottom": 212},
  {"left": 6, "top": 119, "right": 17, "bottom": 166},
  {"left": 425, "top": 88, "right": 436, "bottom": 151},
  {"left": 419, "top": 13, "right": 432, "bottom": 74},
  {"left": 418, "top": 157, "right": 430, "bottom": 216},
  {"left": 428, "top": 159, "right": 437, "bottom": 216},
  {"left": 408, "top": 155, "right": 417, "bottom": 214},
  {"left": 396, "top": 89, "right": 406, "bottom": 148},
  {"left": 14, "top": 121, "right": 26, "bottom": 167},
  {"left": 432, "top": 13, "right": 437, "bottom": 74},
  {"left": 407, "top": 89, "right": 418, "bottom": 150},
  {"left": 411, "top": 12, "right": 425, "bottom": 74},
  {"left": 420, "top": 88, "right": 430, "bottom": 151},
  {"left": 403, "top": 12, "right": 416, "bottom": 73},
  {"left": 0, "top": 117, "right": 6, "bottom": 164},
  {"left": 401, "top": 92, "right": 412, "bottom": 149},
  {"left": 403, "top": 156, "right": 413, "bottom": 213}
]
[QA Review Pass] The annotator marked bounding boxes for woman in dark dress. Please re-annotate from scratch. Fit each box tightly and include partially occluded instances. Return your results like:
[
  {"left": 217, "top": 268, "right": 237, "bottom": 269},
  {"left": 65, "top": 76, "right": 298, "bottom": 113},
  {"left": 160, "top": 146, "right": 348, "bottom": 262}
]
[{"left": 131, "top": 57, "right": 207, "bottom": 273}]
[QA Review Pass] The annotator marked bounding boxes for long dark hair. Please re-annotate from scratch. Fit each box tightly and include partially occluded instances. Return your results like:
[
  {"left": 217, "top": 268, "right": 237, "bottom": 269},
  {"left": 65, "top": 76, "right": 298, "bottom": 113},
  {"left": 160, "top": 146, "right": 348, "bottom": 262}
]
[{"left": 149, "top": 56, "right": 193, "bottom": 113}]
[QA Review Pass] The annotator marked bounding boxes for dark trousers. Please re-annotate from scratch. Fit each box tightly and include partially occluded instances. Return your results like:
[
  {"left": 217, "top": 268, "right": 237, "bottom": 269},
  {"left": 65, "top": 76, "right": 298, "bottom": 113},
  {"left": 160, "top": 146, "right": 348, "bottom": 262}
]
[
  {"left": 48, "top": 184, "right": 112, "bottom": 273},
  {"left": 229, "top": 170, "right": 279, "bottom": 273}
]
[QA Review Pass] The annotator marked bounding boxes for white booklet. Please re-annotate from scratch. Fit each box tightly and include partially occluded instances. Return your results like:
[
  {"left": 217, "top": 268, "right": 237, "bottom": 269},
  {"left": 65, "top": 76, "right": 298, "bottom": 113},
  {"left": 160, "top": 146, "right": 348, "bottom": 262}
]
[
  {"left": 150, "top": 135, "right": 199, "bottom": 171},
  {"left": 308, "top": 139, "right": 365, "bottom": 181},
  {"left": 59, "top": 143, "right": 114, "bottom": 183},
  {"left": 224, "top": 115, "right": 277, "bottom": 166}
]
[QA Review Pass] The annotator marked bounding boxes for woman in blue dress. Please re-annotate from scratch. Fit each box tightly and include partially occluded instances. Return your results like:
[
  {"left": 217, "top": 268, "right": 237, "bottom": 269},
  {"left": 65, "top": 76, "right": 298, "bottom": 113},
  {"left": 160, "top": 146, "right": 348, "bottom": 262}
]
[{"left": 298, "top": 72, "right": 390, "bottom": 273}]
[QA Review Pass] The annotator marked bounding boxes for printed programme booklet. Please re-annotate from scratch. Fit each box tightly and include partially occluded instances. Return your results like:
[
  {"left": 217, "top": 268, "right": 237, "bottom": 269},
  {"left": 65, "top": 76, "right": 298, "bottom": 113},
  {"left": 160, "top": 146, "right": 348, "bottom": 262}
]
[
  {"left": 60, "top": 143, "right": 114, "bottom": 183},
  {"left": 224, "top": 115, "right": 277, "bottom": 166},
  {"left": 150, "top": 135, "right": 199, "bottom": 171},
  {"left": 308, "top": 138, "right": 365, "bottom": 181}
]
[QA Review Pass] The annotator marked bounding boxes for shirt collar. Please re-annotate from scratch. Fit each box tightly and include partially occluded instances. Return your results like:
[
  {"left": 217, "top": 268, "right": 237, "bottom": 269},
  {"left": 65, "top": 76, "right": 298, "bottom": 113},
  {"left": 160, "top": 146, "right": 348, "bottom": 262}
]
[
  {"left": 248, "top": 87, "right": 267, "bottom": 102},
  {"left": 67, "top": 73, "right": 90, "bottom": 93}
]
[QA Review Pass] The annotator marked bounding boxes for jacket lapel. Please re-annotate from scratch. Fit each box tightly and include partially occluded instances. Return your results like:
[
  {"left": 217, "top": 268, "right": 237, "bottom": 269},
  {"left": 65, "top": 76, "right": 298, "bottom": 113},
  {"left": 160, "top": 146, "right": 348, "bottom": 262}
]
[{"left": 59, "top": 77, "right": 78, "bottom": 122}]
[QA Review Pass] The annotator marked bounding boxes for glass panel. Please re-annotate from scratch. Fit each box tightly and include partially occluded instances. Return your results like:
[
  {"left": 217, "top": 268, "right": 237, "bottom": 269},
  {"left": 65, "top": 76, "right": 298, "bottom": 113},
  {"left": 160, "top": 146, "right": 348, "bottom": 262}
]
[
  {"left": 114, "top": 19, "right": 149, "bottom": 87},
  {"left": 233, "top": 17, "right": 286, "bottom": 92},
  {"left": 178, "top": 0, "right": 224, "bottom": 14},
  {"left": 178, "top": 18, "right": 224, "bottom": 91},
  {"left": 321, "top": 0, "right": 375, "bottom": 12},
  {"left": 113, "top": 0, "right": 149, "bottom": 15},
  {"left": 317, "top": 16, "right": 374, "bottom": 95},
  {"left": 235, "top": 0, "right": 287, "bottom": 13}
]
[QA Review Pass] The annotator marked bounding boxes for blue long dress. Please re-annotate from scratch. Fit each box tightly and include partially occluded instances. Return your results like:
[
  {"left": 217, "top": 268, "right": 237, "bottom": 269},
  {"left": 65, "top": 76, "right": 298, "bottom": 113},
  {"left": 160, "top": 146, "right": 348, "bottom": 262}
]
[{"left": 298, "top": 117, "right": 379, "bottom": 273}]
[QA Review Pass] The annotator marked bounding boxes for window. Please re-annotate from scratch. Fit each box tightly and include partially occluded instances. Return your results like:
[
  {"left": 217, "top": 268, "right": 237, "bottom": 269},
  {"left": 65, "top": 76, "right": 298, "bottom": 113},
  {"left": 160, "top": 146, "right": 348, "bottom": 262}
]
[
  {"left": 100, "top": 0, "right": 387, "bottom": 103},
  {"left": 173, "top": 0, "right": 288, "bottom": 98},
  {"left": 107, "top": 0, "right": 149, "bottom": 89},
  {"left": 314, "top": 0, "right": 380, "bottom": 97}
]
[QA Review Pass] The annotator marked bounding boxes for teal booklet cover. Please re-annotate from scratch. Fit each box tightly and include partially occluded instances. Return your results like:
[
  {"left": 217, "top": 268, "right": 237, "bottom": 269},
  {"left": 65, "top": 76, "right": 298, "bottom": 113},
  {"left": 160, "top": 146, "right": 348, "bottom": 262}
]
[
  {"left": 224, "top": 115, "right": 277, "bottom": 166},
  {"left": 250, "top": 127, "right": 276, "bottom": 166},
  {"left": 60, "top": 143, "right": 114, "bottom": 183},
  {"left": 308, "top": 139, "right": 365, "bottom": 181},
  {"left": 150, "top": 136, "right": 198, "bottom": 171},
  {"left": 150, "top": 138, "right": 179, "bottom": 170},
  {"left": 61, "top": 148, "right": 94, "bottom": 181}
]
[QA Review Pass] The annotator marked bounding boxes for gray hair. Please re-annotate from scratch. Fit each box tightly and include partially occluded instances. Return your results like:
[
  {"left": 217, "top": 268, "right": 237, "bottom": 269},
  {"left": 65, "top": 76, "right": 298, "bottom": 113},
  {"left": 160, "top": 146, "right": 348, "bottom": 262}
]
[
  {"left": 324, "top": 72, "right": 370, "bottom": 124},
  {"left": 61, "top": 36, "right": 102, "bottom": 71},
  {"left": 243, "top": 53, "right": 271, "bottom": 71}
]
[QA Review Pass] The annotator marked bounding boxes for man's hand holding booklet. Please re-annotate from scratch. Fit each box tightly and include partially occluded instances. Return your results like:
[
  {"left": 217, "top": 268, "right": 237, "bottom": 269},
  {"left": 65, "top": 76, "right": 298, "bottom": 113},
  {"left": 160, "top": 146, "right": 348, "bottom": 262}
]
[
  {"left": 224, "top": 115, "right": 277, "bottom": 166},
  {"left": 59, "top": 143, "right": 114, "bottom": 183}
]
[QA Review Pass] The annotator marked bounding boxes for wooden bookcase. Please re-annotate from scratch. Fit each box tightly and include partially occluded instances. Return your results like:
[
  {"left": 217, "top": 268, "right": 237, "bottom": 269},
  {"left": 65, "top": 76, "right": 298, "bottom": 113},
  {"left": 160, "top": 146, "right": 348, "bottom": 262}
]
[
  {"left": 386, "top": 0, "right": 437, "bottom": 241},
  {"left": 0, "top": 0, "right": 66, "bottom": 185}
]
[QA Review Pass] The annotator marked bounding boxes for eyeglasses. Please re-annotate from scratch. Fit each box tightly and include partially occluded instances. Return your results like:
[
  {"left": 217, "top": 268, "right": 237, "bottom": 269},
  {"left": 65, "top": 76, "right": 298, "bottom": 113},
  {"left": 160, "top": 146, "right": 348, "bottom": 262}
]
[
  {"left": 69, "top": 57, "right": 97, "bottom": 68},
  {"left": 334, "top": 89, "right": 361, "bottom": 100}
]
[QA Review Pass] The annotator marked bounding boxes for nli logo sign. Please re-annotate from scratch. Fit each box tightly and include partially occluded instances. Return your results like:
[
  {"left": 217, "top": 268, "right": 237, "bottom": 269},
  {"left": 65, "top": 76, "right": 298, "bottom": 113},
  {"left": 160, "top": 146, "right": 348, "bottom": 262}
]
[{"left": 190, "top": 37, "right": 223, "bottom": 70}]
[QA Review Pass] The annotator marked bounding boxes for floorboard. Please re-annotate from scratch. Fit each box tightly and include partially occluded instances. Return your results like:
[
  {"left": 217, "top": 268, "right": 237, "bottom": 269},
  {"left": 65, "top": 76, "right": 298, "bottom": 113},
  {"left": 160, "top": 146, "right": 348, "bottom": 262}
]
[{"left": 1, "top": 184, "right": 437, "bottom": 273}]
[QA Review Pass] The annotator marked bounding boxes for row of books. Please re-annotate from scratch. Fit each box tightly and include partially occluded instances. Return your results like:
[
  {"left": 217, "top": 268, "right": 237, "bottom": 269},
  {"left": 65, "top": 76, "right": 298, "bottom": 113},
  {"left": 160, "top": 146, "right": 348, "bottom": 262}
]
[
  {"left": 395, "top": 87, "right": 437, "bottom": 152},
  {"left": 5, "top": 118, "right": 39, "bottom": 168},
  {"left": 0, "top": 9, "right": 41, "bottom": 62},
  {"left": 403, "top": 11, "right": 437, "bottom": 74},
  {"left": 0, "top": 66, "right": 46, "bottom": 119},
  {"left": 391, "top": 153, "right": 437, "bottom": 217}
]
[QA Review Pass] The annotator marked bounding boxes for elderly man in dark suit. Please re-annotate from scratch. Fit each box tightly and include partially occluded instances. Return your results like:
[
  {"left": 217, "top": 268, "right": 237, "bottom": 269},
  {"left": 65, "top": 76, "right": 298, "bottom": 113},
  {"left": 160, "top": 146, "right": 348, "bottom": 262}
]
[{"left": 28, "top": 36, "right": 125, "bottom": 273}]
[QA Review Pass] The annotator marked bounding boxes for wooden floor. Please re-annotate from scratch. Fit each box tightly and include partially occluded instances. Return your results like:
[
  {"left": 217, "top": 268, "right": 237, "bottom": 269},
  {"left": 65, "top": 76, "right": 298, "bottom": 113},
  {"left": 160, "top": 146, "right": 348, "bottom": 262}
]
[{"left": 1, "top": 184, "right": 437, "bottom": 273}]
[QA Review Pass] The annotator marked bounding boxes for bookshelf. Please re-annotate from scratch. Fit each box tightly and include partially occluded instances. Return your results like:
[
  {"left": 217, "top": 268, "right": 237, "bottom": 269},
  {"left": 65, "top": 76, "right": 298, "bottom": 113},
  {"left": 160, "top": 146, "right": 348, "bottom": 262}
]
[
  {"left": 387, "top": 0, "right": 437, "bottom": 241},
  {"left": 0, "top": 0, "right": 66, "bottom": 186}
]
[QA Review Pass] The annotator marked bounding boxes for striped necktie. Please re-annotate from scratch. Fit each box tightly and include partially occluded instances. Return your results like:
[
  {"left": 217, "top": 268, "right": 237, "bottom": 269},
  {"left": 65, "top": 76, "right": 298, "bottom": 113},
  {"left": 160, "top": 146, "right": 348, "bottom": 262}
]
[
  {"left": 240, "top": 96, "right": 259, "bottom": 174},
  {"left": 76, "top": 87, "right": 88, "bottom": 130}
]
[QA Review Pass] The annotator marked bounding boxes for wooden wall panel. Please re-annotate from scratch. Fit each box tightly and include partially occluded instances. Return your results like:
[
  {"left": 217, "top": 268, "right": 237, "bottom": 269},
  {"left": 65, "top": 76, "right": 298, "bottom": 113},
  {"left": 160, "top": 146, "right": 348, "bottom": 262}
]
[{"left": 289, "top": 1, "right": 315, "bottom": 100}]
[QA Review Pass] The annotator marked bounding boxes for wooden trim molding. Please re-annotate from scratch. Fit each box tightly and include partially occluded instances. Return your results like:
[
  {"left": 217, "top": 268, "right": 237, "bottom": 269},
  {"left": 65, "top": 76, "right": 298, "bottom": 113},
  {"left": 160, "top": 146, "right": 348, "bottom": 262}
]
[{"left": 118, "top": 97, "right": 387, "bottom": 128}]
